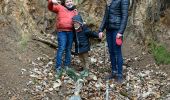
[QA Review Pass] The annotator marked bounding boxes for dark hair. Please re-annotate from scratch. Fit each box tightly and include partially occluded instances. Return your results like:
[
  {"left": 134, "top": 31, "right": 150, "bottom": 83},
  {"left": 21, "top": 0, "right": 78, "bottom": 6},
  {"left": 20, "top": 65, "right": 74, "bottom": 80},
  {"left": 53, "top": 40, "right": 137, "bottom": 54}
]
[{"left": 61, "top": 0, "right": 66, "bottom": 6}]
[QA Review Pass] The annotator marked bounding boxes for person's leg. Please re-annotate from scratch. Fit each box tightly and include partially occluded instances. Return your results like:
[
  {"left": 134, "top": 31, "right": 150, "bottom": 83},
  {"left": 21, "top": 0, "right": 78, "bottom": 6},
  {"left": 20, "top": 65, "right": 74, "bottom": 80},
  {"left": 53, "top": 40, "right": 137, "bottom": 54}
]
[
  {"left": 106, "top": 31, "right": 117, "bottom": 75},
  {"left": 78, "top": 53, "right": 85, "bottom": 70},
  {"left": 115, "top": 43, "right": 123, "bottom": 82},
  {"left": 83, "top": 52, "right": 89, "bottom": 69},
  {"left": 113, "top": 31, "right": 123, "bottom": 82},
  {"left": 64, "top": 31, "right": 74, "bottom": 68},
  {"left": 56, "top": 32, "right": 67, "bottom": 72}
]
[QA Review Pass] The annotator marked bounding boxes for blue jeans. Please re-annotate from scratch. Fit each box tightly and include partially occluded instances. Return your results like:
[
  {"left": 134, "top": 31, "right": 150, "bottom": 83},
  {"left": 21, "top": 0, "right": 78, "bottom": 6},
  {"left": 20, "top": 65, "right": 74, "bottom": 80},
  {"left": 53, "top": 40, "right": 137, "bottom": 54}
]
[
  {"left": 106, "top": 30, "right": 123, "bottom": 77},
  {"left": 56, "top": 31, "right": 73, "bottom": 70}
]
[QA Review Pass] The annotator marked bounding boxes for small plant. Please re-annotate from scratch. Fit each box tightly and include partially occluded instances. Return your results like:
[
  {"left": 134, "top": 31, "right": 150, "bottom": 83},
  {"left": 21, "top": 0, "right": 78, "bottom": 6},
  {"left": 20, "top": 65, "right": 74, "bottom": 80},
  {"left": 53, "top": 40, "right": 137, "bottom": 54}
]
[
  {"left": 66, "top": 68, "right": 89, "bottom": 82},
  {"left": 150, "top": 41, "right": 170, "bottom": 65},
  {"left": 55, "top": 68, "right": 89, "bottom": 82},
  {"left": 18, "top": 33, "right": 31, "bottom": 50},
  {"left": 66, "top": 68, "right": 79, "bottom": 82}
]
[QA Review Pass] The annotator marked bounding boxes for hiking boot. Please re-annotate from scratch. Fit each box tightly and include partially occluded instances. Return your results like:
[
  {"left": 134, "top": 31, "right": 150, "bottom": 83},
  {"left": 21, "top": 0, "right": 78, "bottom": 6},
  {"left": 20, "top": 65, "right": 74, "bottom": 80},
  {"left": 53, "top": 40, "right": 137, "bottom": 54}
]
[
  {"left": 116, "top": 76, "right": 124, "bottom": 84},
  {"left": 77, "top": 67, "right": 84, "bottom": 71},
  {"left": 55, "top": 67, "right": 61, "bottom": 74},
  {"left": 64, "top": 66, "right": 69, "bottom": 70},
  {"left": 105, "top": 73, "right": 117, "bottom": 80},
  {"left": 56, "top": 69, "right": 61, "bottom": 74}
]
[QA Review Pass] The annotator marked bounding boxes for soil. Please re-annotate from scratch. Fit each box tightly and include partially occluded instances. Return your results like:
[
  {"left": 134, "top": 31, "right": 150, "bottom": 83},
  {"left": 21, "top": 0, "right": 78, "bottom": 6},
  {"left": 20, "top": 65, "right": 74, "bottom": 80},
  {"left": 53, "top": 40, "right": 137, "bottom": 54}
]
[
  {"left": 0, "top": 20, "right": 169, "bottom": 99},
  {"left": 0, "top": 15, "right": 57, "bottom": 99}
]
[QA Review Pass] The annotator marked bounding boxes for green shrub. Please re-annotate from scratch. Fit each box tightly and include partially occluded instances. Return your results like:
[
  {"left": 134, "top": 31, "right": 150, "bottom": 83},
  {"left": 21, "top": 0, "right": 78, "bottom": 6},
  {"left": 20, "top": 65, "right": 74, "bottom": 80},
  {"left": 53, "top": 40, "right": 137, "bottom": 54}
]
[{"left": 150, "top": 41, "right": 170, "bottom": 64}]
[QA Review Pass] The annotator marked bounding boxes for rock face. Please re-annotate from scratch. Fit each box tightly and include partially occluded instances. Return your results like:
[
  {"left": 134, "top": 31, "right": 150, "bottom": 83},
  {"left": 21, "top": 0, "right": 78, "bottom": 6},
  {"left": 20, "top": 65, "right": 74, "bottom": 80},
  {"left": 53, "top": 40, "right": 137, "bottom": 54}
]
[
  {"left": 127, "top": 0, "right": 170, "bottom": 45},
  {"left": 1, "top": 0, "right": 169, "bottom": 44},
  {"left": 76, "top": 0, "right": 106, "bottom": 30}
]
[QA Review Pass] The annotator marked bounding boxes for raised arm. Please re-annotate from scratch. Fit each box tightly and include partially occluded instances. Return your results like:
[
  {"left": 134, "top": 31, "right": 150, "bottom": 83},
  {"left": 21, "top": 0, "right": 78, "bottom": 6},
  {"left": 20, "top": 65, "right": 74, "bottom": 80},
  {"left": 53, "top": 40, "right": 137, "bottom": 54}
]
[{"left": 48, "top": 0, "right": 61, "bottom": 13}]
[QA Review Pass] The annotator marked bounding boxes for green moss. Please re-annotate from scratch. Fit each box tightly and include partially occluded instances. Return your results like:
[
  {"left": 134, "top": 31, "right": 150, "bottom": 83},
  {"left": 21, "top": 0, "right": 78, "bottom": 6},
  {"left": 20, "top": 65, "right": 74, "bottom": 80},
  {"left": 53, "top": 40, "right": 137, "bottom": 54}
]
[{"left": 150, "top": 41, "right": 170, "bottom": 64}]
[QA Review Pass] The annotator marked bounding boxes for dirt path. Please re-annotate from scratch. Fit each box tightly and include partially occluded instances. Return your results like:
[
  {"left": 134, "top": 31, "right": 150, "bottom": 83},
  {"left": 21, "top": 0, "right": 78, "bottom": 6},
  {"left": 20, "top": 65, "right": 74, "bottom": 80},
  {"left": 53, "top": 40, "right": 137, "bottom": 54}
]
[{"left": 0, "top": 16, "right": 56, "bottom": 99}]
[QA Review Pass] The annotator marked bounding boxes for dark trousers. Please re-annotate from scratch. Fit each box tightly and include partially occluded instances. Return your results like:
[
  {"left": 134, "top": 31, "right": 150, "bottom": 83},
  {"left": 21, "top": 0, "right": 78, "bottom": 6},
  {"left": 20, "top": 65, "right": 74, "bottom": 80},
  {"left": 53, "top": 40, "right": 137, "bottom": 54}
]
[{"left": 106, "top": 30, "right": 123, "bottom": 77}]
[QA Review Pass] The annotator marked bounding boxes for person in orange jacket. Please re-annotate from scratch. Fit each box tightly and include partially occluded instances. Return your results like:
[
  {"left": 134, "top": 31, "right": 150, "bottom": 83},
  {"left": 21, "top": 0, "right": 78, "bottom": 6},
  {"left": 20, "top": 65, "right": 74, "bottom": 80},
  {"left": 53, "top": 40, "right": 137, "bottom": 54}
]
[{"left": 48, "top": 0, "right": 78, "bottom": 73}]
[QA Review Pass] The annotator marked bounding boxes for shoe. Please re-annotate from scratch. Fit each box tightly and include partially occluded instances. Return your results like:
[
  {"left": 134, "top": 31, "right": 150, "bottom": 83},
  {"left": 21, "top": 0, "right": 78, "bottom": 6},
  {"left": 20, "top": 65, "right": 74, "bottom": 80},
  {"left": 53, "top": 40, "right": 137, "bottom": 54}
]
[
  {"left": 56, "top": 69, "right": 61, "bottom": 74},
  {"left": 55, "top": 67, "right": 61, "bottom": 74},
  {"left": 64, "top": 66, "right": 69, "bottom": 70},
  {"left": 77, "top": 67, "right": 84, "bottom": 71},
  {"left": 105, "top": 73, "right": 117, "bottom": 80},
  {"left": 55, "top": 68, "right": 63, "bottom": 79},
  {"left": 116, "top": 76, "right": 124, "bottom": 84}
]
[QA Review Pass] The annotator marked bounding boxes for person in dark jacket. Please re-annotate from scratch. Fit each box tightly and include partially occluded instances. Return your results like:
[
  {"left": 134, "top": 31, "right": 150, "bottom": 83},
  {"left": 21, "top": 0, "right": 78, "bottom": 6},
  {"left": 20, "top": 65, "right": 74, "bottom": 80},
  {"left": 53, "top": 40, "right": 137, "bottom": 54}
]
[
  {"left": 72, "top": 14, "right": 102, "bottom": 70},
  {"left": 98, "top": 0, "right": 129, "bottom": 83}
]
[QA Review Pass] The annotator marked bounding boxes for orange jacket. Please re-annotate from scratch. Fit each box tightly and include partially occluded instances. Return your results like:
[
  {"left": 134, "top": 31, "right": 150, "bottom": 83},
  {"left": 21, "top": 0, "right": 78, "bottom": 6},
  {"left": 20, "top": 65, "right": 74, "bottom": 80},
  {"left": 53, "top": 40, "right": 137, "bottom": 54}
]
[{"left": 48, "top": 0, "right": 77, "bottom": 31}]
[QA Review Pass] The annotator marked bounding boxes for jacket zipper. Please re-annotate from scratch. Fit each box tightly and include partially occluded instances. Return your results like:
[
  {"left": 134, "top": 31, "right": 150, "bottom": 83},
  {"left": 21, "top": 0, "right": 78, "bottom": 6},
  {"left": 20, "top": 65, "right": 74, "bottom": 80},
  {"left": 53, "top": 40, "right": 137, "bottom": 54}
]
[{"left": 76, "top": 32, "right": 80, "bottom": 53}]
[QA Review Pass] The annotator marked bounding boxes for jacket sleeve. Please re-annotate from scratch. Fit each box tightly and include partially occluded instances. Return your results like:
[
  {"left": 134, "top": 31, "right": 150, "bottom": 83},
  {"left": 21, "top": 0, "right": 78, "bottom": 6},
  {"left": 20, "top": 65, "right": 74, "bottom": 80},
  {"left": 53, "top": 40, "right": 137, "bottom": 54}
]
[
  {"left": 118, "top": 0, "right": 129, "bottom": 34},
  {"left": 98, "top": 6, "right": 108, "bottom": 32},
  {"left": 48, "top": 0, "right": 61, "bottom": 13},
  {"left": 85, "top": 26, "right": 99, "bottom": 38}
]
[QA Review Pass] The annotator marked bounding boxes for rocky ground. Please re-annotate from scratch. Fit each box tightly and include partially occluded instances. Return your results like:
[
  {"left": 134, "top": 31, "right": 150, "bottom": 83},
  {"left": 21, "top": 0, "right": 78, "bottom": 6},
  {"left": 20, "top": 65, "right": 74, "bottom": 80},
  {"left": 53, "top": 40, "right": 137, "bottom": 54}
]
[
  {"left": 0, "top": 20, "right": 170, "bottom": 99},
  {"left": 1, "top": 24, "right": 170, "bottom": 99},
  {"left": 19, "top": 37, "right": 170, "bottom": 100}
]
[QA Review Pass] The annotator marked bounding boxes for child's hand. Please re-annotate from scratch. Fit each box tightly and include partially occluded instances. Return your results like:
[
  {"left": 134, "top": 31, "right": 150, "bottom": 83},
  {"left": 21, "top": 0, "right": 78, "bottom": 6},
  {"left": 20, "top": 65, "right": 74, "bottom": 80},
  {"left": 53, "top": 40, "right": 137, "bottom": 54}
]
[{"left": 99, "top": 32, "right": 103, "bottom": 39}]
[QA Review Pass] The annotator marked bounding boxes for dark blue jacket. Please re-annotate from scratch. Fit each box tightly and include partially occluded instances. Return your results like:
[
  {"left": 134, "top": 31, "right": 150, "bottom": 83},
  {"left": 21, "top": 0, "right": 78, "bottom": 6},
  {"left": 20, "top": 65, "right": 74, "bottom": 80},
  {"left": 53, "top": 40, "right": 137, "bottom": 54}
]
[
  {"left": 74, "top": 25, "right": 99, "bottom": 54},
  {"left": 99, "top": 0, "right": 129, "bottom": 34}
]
